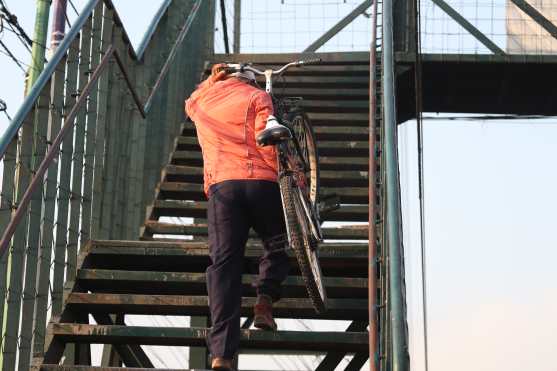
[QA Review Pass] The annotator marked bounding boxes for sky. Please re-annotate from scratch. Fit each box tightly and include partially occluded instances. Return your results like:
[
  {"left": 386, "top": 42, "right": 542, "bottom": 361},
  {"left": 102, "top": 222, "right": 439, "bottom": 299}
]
[{"left": 0, "top": 1, "right": 556, "bottom": 370}]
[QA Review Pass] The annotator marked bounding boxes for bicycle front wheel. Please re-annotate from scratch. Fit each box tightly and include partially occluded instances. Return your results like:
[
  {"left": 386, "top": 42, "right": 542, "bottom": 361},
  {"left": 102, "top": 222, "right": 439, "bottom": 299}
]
[{"left": 279, "top": 175, "right": 327, "bottom": 313}]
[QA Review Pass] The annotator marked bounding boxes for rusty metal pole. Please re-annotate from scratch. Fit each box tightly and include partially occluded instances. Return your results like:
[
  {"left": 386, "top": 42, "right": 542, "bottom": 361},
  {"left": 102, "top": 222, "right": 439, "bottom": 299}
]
[{"left": 50, "top": 0, "right": 67, "bottom": 50}]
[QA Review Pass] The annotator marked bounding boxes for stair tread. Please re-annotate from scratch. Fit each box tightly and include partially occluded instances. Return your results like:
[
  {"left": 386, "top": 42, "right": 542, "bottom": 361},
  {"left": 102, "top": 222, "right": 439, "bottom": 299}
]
[
  {"left": 85, "top": 240, "right": 368, "bottom": 276},
  {"left": 151, "top": 200, "right": 368, "bottom": 221},
  {"left": 143, "top": 221, "right": 368, "bottom": 239},
  {"left": 41, "top": 366, "right": 210, "bottom": 371},
  {"left": 65, "top": 293, "right": 367, "bottom": 320},
  {"left": 50, "top": 324, "right": 369, "bottom": 351},
  {"left": 77, "top": 269, "right": 368, "bottom": 298}
]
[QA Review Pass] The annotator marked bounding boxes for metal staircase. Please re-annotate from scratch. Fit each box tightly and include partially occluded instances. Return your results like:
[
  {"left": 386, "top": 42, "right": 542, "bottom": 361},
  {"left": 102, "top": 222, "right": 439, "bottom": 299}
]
[{"left": 33, "top": 53, "right": 374, "bottom": 370}]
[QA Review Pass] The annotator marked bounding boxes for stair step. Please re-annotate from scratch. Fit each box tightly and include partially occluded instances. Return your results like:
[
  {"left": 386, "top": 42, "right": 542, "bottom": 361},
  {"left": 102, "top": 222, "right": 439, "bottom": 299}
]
[
  {"left": 158, "top": 181, "right": 367, "bottom": 204},
  {"left": 151, "top": 200, "right": 368, "bottom": 222},
  {"left": 143, "top": 221, "right": 368, "bottom": 240},
  {"left": 41, "top": 367, "right": 206, "bottom": 371},
  {"left": 65, "top": 293, "right": 368, "bottom": 320},
  {"left": 319, "top": 156, "right": 368, "bottom": 171},
  {"left": 168, "top": 157, "right": 368, "bottom": 172},
  {"left": 275, "top": 88, "right": 368, "bottom": 100},
  {"left": 77, "top": 269, "right": 368, "bottom": 298},
  {"left": 255, "top": 75, "right": 369, "bottom": 86},
  {"left": 85, "top": 240, "right": 368, "bottom": 277},
  {"left": 297, "top": 100, "right": 369, "bottom": 113},
  {"left": 174, "top": 139, "right": 369, "bottom": 157},
  {"left": 49, "top": 324, "right": 368, "bottom": 352},
  {"left": 313, "top": 126, "right": 369, "bottom": 141},
  {"left": 307, "top": 112, "right": 369, "bottom": 122},
  {"left": 163, "top": 166, "right": 368, "bottom": 187}
]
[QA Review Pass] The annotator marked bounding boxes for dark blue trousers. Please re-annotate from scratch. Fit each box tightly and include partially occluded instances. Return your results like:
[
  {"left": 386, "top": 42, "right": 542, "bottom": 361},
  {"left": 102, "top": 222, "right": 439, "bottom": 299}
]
[{"left": 206, "top": 180, "right": 290, "bottom": 359}]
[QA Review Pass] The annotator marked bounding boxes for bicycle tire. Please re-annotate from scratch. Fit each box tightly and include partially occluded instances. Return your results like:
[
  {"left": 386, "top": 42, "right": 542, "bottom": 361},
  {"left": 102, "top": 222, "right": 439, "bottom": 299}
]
[
  {"left": 286, "top": 111, "right": 319, "bottom": 207},
  {"left": 279, "top": 174, "right": 327, "bottom": 313}
]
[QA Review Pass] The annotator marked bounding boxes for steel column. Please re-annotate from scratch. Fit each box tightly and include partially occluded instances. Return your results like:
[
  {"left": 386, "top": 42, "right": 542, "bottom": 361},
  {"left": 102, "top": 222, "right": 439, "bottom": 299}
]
[{"left": 382, "top": 0, "right": 409, "bottom": 370}]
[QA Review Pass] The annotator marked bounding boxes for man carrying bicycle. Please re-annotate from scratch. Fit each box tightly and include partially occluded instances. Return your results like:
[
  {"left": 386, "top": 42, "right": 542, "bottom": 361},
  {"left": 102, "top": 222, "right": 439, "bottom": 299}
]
[{"left": 185, "top": 63, "right": 291, "bottom": 371}]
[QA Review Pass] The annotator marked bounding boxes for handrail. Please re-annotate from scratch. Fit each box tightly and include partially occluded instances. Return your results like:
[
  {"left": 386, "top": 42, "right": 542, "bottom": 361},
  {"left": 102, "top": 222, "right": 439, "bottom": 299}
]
[
  {"left": 136, "top": 0, "right": 173, "bottom": 60},
  {"left": 144, "top": 0, "right": 202, "bottom": 112},
  {"left": 0, "top": 0, "right": 205, "bottom": 258},
  {"left": 0, "top": 0, "right": 179, "bottom": 159},
  {"left": 0, "top": 46, "right": 146, "bottom": 258}
]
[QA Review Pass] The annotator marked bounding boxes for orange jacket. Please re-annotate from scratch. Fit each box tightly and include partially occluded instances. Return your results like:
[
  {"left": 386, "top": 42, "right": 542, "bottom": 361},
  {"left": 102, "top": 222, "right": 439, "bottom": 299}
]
[{"left": 185, "top": 77, "right": 277, "bottom": 195}]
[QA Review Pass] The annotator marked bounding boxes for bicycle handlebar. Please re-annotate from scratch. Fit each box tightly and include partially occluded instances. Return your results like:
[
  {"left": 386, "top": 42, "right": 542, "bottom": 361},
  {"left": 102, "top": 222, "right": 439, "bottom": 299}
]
[{"left": 224, "top": 58, "right": 322, "bottom": 76}]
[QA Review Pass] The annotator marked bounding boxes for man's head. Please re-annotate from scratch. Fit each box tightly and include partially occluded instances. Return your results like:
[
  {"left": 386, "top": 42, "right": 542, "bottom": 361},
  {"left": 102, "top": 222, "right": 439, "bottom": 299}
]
[
  {"left": 210, "top": 63, "right": 257, "bottom": 86},
  {"left": 226, "top": 64, "right": 256, "bottom": 83}
]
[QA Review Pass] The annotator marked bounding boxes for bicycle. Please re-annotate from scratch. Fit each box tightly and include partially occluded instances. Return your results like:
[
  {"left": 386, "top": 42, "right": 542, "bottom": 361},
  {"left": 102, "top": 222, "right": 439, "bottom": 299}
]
[{"left": 224, "top": 59, "right": 328, "bottom": 313}]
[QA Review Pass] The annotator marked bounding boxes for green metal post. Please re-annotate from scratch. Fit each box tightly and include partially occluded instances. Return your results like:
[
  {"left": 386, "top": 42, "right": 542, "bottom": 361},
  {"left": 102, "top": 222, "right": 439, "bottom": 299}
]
[
  {"left": 27, "top": 0, "right": 52, "bottom": 90},
  {"left": 1, "top": 110, "right": 34, "bottom": 370},
  {"left": 51, "top": 37, "right": 80, "bottom": 316},
  {"left": 382, "top": 0, "right": 409, "bottom": 370},
  {"left": 80, "top": 2, "right": 104, "bottom": 248},
  {"left": 90, "top": 5, "right": 114, "bottom": 240},
  {"left": 66, "top": 17, "right": 93, "bottom": 283},
  {"left": 32, "top": 56, "right": 67, "bottom": 360},
  {"left": 0, "top": 138, "right": 16, "bottom": 352},
  {"left": 17, "top": 83, "right": 51, "bottom": 371}
]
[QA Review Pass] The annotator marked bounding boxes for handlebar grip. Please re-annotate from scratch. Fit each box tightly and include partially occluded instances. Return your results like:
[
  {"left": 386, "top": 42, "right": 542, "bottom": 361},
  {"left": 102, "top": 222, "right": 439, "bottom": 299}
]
[{"left": 299, "top": 58, "right": 322, "bottom": 65}]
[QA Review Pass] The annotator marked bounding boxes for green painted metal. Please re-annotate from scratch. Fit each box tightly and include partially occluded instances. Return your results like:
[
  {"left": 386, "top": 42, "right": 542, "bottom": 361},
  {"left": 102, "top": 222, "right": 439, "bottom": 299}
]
[
  {"left": 66, "top": 16, "right": 93, "bottom": 284},
  {"left": 27, "top": 0, "right": 52, "bottom": 89},
  {"left": 135, "top": 0, "right": 173, "bottom": 60},
  {"left": 17, "top": 85, "right": 51, "bottom": 371},
  {"left": 100, "top": 25, "right": 123, "bottom": 239},
  {"left": 32, "top": 56, "right": 67, "bottom": 359},
  {"left": 0, "top": 138, "right": 15, "bottom": 342},
  {"left": 1, "top": 111, "right": 34, "bottom": 370},
  {"left": 51, "top": 37, "right": 80, "bottom": 316},
  {"left": 0, "top": 1, "right": 223, "bottom": 368},
  {"left": 65, "top": 293, "right": 367, "bottom": 319},
  {"left": 383, "top": 0, "right": 409, "bottom": 369},
  {"left": 0, "top": 0, "right": 98, "bottom": 159},
  {"left": 80, "top": 2, "right": 104, "bottom": 248},
  {"left": 90, "top": 5, "right": 114, "bottom": 240},
  {"left": 109, "top": 27, "right": 131, "bottom": 239},
  {"left": 48, "top": 324, "right": 369, "bottom": 351}
]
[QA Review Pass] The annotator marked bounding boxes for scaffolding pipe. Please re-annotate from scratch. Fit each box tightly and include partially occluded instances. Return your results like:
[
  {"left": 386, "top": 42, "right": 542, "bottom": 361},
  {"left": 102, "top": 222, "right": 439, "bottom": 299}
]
[
  {"left": 382, "top": 0, "right": 409, "bottom": 370},
  {"left": 50, "top": 0, "right": 67, "bottom": 50}
]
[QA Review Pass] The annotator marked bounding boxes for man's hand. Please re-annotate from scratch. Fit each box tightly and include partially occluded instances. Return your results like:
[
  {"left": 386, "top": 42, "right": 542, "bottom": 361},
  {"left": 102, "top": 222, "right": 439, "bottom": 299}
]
[{"left": 210, "top": 63, "right": 228, "bottom": 83}]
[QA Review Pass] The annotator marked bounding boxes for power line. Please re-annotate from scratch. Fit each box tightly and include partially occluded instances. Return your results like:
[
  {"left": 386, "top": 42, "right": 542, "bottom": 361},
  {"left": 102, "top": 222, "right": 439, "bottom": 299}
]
[
  {"left": 0, "top": 0, "right": 33, "bottom": 48},
  {"left": 0, "top": 38, "right": 27, "bottom": 73},
  {"left": 68, "top": 0, "right": 79, "bottom": 15}
]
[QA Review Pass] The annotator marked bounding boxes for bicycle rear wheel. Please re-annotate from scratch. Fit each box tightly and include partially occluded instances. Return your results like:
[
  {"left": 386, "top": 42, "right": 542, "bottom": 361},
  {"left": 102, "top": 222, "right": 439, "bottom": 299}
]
[
  {"left": 286, "top": 111, "right": 319, "bottom": 207},
  {"left": 279, "top": 175, "right": 327, "bottom": 313}
]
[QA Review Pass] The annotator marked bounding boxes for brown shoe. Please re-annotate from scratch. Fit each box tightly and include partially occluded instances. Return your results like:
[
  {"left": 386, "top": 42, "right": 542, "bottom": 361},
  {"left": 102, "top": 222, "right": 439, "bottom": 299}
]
[
  {"left": 253, "top": 294, "right": 278, "bottom": 331},
  {"left": 211, "top": 357, "right": 235, "bottom": 371}
]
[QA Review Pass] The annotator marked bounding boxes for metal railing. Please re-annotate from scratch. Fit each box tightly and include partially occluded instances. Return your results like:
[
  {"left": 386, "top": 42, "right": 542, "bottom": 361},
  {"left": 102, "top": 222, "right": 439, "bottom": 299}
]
[{"left": 0, "top": 0, "right": 213, "bottom": 369}]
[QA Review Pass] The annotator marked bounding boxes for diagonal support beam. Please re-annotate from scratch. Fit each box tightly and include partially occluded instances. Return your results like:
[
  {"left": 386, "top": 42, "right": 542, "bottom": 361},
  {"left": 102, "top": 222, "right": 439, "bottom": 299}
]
[
  {"left": 93, "top": 313, "right": 154, "bottom": 368},
  {"left": 304, "top": 0, "right": 373, "bottom": 52},
  {"left": 431, "top": 0, "right": 505, "bottom": 55},
  {"left": 315, "top": 321, "right": 368, "bottom": 371},
  {"left": 510, "top": 0, "right": 557, "bottom": 41}
]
